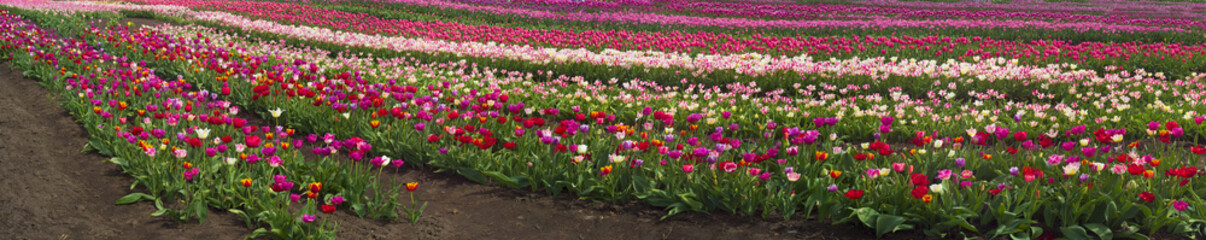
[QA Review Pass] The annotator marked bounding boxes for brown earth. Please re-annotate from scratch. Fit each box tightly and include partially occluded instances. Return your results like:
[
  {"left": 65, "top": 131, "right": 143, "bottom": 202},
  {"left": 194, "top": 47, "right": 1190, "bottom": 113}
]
[{"left": 0, "top": 17, "right": 926, "bottom": 240}]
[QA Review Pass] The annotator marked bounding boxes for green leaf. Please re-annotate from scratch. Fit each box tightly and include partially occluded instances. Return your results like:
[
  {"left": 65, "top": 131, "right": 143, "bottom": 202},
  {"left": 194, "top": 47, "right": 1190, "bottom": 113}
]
[
  {"left": 940, "top": 218, "right": 979, "bottom": 233},
  {"left": 191, "top": 200, "right": 208, "bottom": 222},
  {"left": 846, "top": 207, "right": 913, "bottom": 238},
  {"left": 834, "top": 207, "right": 864, "bottom": 225},
  {"left": 458, "top": 168, "right": 487, "bottom": 184},
  {"left": 248, "top": 228, "right": 282, "bottom": 239},
  {"left": 150, "top": 208, "right": 168, "bottom": 217},
  {"left": 382, "top": 210, "right": 399, "bottom": 219},
  {"left": 351, "top": 203, "right": 366, "bottom": 217},
  {"left": 874, "top": 213, "right": 913, "bottom": 238},
  {"left": 547, "top": 180, "right": 567, "bottom": 196},
  {"left": 86, "top": 139, "right": 113, "bottom": 156},
  {"left": 228, "top": 209, "right": 254, "bottom": 227},
  {"left": 1084, "top": 223, "right": 1113, "bottom": 240},
  {"left": 1172, "top": 222, "right": 1195, "bottom": 236},
  {"left": 1008, "top": 233, "right": 1031, "bottom": 240},
  {"left": 1115, "top": 231, "right": 1150, "bottom": 240},
  {"left": 482, "top": 170, "right": 528, "bottom": 188},
  {"left": 676, "top": 192, "right": 704, "bottom": 211},
  {"left": 850, "top": 207, "right": 879, "bottom": 227},
  {"left": 992, "top": 217, "right": 1033, "bottom": 237},
  {"left": 228, "top": 209, "right": 248, "bottom": 220},
  {"left": 115, "top": 192, "right": 153, "bottom": 205},
  {"left": 1128, "top": 204, "right": 1151, "bottom": 220},
  {"left": 661, "top": 203, "right": 688, "bottom": 220},
  {"left": 643, "top": 196, "right": 676, "bottom": 208},
  {"left": 1060, "top": 226, "right": 1092, "bottom": 240},
  {"left": 1091, "top": 201, "right": 1117, "bottom": 224},
  {"left": 631, "top": 175, "right": 653, "bottom": 191},
  {"left": 108, "top": 157, "right": 128, "bottom": 166}
]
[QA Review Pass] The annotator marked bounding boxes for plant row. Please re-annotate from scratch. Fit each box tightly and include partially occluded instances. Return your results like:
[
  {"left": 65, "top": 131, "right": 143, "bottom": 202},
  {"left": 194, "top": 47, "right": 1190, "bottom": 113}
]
[{"left": 0, "top": 7, "right": 424, "bottom": 239}]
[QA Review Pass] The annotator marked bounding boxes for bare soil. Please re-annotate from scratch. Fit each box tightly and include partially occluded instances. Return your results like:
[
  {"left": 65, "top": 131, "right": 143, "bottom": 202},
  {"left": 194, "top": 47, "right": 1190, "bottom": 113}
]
[{"left": 0, "top": 17, "right": 926, "bottom": 240}]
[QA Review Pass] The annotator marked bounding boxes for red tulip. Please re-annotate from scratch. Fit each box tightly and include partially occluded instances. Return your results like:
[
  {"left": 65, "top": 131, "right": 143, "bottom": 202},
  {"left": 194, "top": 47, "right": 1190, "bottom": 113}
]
[
  {"left": 1138, "top": 192, "right": 1155, "bottom": 203},
  {"left": 1192, "top": 145, "right": 1206, "bottom": 155},
  {"left": 910, "top": 186, "right": 929, "bottom": 199},
  {"left": 845, "top": 189, "right": 864, "bottom": 199},
  {"left": 186, "top": 137, "right": 203, "bottom": 148},
  {"left": 245, "top": 135, "right": 262, "bottom": 148},
  {"left": 1013, "top": 131, "right": 1028, "bottom": 141},
  {"left": 309, "top": 182, "right": 322, "bottom": 193},
  {"left": 910, "top": 173, "right": 930, "bottom": 186},
  {"left": 853, "top": 153, "right": 868, "bottom": 161}
]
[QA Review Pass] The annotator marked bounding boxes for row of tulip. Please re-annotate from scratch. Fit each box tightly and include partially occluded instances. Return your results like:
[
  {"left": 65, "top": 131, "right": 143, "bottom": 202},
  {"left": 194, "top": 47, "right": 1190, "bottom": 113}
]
[
  {"left": 428, "top": 0, "right": 1206, "bottom": 31},
  {"left": 0, "top": 7, "right": 424, "bottom": 239},
  {"left": 661, "top": 1, "right": 1204, "bottom": 28},
  {"left": 107, "top": 0, "right": 1206, "bottom": 81},
  {"left": 200, "top": 0, "right": 1183, "bottom": 52},
  {"left": 251, "top": 0, "right": 1206, "bottom": 47},
  {"left": 851, "top": 0, "right": 1206, "bottom": 20},
  {"left": 32, "top": 0, "right": 1200, "bottom": 105},
  {"left": 441, "top": 0, "right": 654, "bottom": 12},
  {"left": 222, "top": 0, "right": 1195, "bottom": 36},
  {"left": 294, "top": 0, "right": 1206, "bottom": 45},
  {"left": 301, "top": 0, "right": 1206, "bottom": 31}
]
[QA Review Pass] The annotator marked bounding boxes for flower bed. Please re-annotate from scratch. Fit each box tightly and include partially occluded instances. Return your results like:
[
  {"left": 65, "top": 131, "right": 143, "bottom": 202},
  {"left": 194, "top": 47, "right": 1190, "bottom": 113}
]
[{"left": 7, "top": 0, "right": 1206, "bottom": 239}]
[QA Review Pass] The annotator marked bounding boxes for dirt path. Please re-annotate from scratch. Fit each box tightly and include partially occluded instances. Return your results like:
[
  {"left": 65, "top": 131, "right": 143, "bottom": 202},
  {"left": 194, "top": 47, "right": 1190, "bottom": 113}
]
[{"left": 0, "top": 17, "right": 918, "bottom": 240}]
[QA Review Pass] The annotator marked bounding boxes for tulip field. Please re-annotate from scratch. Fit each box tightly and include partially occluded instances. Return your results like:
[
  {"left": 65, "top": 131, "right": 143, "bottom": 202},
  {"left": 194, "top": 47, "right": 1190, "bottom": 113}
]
[{"left": 5, "top": 0, "right": 1206, "bottom": 238}]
